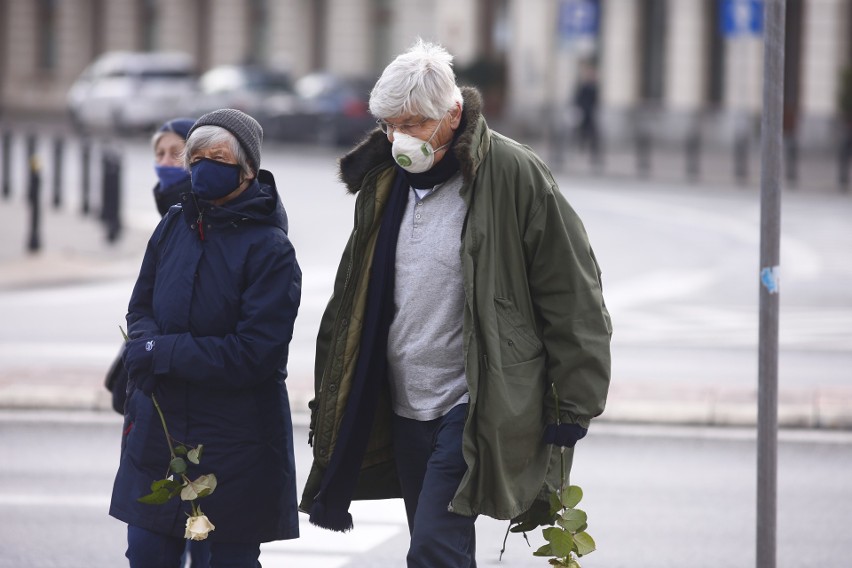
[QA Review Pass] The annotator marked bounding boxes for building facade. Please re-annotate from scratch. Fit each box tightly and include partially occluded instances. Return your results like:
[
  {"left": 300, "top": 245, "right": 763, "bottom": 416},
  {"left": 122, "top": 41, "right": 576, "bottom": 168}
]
[{"left": 1, "top": 0, "right": 850, "bottom": 149}]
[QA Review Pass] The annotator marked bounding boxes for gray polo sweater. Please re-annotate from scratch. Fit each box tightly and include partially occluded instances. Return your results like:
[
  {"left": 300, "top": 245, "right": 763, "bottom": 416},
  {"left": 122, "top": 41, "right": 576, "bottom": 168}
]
[{"left": 387, "top": 172, "right": 469, "bottom": 421}]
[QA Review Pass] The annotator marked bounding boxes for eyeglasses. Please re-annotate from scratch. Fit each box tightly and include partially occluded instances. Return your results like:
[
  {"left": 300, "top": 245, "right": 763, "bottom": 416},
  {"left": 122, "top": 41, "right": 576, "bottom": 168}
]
[{"left": 376, "top": 117, "right": 431, "bottom": 135}]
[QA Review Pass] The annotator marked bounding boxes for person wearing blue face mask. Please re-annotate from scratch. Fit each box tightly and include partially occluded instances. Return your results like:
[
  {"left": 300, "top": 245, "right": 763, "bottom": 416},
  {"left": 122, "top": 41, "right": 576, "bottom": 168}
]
[
  {"left": 110, "top": 109, "right": 302, "bottom": 567},
  {"left": 152, "top": 118, "right": 196, "bottom": 216},
  {"left": 106, "top": 115, "right": 210, "bottom": 567}
]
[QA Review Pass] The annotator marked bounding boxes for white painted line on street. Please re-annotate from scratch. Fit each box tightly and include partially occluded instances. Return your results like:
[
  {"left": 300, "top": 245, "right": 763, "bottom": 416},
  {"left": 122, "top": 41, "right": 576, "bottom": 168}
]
[
  {"left": 0, "top": 493, "right": 110, "bottom": 507},
  {"left": 591, "top": 422, "right": 852, "bottom": 444},
  {"left": 0, "top": 341, "right": 117, "bottom": 361},
  {"left": 603, "top": 269, "right": 718, "bottom": 310},
  {"left": 264, "top": 520, "right": 403, "bottom": 555},
  {"left": 258, "top": 552, "right": 350, "bottom": 568}
]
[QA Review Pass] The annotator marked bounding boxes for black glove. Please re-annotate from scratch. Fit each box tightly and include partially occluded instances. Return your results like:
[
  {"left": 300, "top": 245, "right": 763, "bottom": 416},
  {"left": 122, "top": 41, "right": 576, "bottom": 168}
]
[
  {"left": 123, "top": 337, "right": 158, "bottom": 396},
  {"left": 543, "top": 423, "right": 587, "bottom": 448}
]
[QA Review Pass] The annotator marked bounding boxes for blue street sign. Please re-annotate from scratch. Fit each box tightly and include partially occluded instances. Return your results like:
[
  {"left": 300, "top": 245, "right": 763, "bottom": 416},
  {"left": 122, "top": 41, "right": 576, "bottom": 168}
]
[
  {"left": 558, "top": 0, "right": 600, "bottom": 39},
  {"left": 720, "top": 0, "right": 764, "bottom": 36}
]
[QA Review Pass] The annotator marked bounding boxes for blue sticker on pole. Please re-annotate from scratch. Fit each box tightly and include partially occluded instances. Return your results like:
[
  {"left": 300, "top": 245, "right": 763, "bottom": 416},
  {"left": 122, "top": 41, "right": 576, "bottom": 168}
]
[
  {"left": 558, "top": 0, "right": 600, "bottom": 40},
  {"left": 720, "top": 0, "right": 764, "bottom": 37},
  {"left": 760, "top": 266, "right": 780, "bottom": 294}
]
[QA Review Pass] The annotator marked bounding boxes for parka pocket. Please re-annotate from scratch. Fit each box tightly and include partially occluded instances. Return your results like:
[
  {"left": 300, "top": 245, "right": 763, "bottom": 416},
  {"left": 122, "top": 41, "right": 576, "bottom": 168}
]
[
  {"left": 480, "top": 353, "right": 547, "bottom": 478},
  {"left": 494, "top": 297, "right": 543, "bottom": 367}
]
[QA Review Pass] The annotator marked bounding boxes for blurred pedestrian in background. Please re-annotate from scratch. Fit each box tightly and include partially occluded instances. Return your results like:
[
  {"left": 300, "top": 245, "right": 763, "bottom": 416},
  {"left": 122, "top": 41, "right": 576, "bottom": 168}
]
[
  {"left": 301, "top": 40, "right": 611, "bottom": 567},
  {"left": 152, "top": 118, "right": 196, "bottom": 215},
  {"left": 110, "top": 109, "right": 301, "bottom": 567},
  {"left": 839, "top": 67, "right": 852, "bottom": 190},
  {"left": 573, "top": 59, "right": 600, "bottom": 163},
  {"left": 105, "top": 117, "right": 197, "bottom": 416}
]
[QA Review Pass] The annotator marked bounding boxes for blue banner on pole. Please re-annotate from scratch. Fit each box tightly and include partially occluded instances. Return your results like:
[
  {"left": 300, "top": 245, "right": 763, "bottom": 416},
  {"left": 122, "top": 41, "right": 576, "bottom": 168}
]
[{"left": 720, "top": 0, "right": 764, "bottom": 36}]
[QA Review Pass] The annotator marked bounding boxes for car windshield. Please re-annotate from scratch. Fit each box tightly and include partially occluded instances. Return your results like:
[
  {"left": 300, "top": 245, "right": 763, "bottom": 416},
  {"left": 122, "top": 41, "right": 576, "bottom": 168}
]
[
  {"left": 201, "top": 67, "right": 292, "bottom": 93},
  {"left": 138, "top": 69, "right": 193, "bottom": 79}
]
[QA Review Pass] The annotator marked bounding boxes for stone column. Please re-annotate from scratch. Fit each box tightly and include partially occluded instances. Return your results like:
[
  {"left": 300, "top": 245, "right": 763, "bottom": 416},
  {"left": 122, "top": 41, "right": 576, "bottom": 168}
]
[{"left": 504, "top": 0, "right": 553, "bottom": 131}]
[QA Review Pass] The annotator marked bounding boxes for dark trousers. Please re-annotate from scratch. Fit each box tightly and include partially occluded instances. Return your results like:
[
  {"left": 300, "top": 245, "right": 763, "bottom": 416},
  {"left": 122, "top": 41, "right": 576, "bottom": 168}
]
[
  {"left": 126, "top": 526, "right": 259, "bottom": 568},
  {"left": 392, "top": 403, "right": 477, "bottom": 568}
]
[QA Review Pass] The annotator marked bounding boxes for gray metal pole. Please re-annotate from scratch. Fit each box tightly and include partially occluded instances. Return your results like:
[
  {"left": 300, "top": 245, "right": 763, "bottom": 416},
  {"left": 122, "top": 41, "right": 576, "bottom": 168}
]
[{"left": 757, "top": 1, "right": 785, "bottom": 568}]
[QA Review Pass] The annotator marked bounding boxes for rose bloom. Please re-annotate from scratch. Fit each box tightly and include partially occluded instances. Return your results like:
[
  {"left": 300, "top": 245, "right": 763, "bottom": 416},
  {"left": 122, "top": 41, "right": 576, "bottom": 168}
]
[{"left": 185, "top": 514, "right": 216, "bottom": 540}]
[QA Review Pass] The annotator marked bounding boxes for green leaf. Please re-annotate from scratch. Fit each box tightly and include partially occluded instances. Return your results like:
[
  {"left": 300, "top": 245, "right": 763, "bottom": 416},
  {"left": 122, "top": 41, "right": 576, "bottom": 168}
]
[
  {"left": 561, "top": 486, "right": 583, "bottom": 509},
  {"left": 151, "top": 478, "right": 182, "bottom": 492},
  {"left": 119, "top": 326, "right": 129, "bottom": 342},
  {"left": 543, "top": 527, "right": 574, "bottom": 558},
  {"left": 181, "top": 474, "right": 217, "bottom": 501},
  {"left": 169, "top": 457, "right": 187, "bottom": 475},
  {"left": 187, "top": 445, "right": 203, "bottom": 465},
  {"left": 574, "top": 531, "right": 596, "bottom": 556},
  {"left": 174, "top": 445, "right": 188, "bottom": 456},
  {"left": 558, "top": 508, "right": 587, "bottom": 532},
  {"left": 549, "top": 491, "right": 563, "bottom": 516},
  {"left": 532, "top": 543, "right": 553, "bottom": 557},
  {"left": 137, "top": 488, "right": 172, "bottom": 505}
]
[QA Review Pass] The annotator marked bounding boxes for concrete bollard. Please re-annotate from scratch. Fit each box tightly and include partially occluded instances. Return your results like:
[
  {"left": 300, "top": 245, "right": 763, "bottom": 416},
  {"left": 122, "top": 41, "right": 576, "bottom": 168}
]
[
  {"left": 1, "top": 130, "right": 11, "bottom": 199},
  {"left": 685, "top": 131, "right": 701, "bottom": 181},
  {"left": 26, "top": 134, "right": 41, "bottom": 253},
  {"left": 734, "top": 134, "right": 749, "bottom": 184},
  {"left": 80, "top": 139, "right": 91, "bottom": 215},
  {"left": 636, "top": 129, "right": 651, "bottom": 177},
  {"left": 52, "top": 136, "right": 64, "bottom": 208},
  {"left": 784, "top": 135, "right": 798, "bottom": 186},
  {"left": 100, "top": 146, "right": 122, "bottom": 243},
  {"left": 840, "top": 131, "right": 850, "bottom": 191}
]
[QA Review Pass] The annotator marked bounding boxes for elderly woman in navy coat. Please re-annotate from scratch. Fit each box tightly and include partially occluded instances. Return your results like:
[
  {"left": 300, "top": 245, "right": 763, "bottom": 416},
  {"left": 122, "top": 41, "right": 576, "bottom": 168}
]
[{"left": 110, "top": 109, "right": 301, "bottom": 567}]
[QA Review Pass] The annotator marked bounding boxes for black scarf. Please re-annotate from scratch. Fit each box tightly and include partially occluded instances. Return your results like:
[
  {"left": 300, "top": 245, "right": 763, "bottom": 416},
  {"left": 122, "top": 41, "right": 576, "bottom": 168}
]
[
  {"left": 309, "top": 128, "right": 464, "bottom": 532},
  {"left": 401, "top": 143, "right": 461, "bottom": 189},
  {"left": 308, "top": 170, "right": 409, "bottom": 532}
]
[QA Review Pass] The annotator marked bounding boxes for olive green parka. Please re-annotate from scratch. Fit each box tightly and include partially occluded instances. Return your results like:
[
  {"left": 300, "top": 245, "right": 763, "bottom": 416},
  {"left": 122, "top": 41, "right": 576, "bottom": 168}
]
[{"left": 300, "top": 87, "right": 611, "bottom": 521}]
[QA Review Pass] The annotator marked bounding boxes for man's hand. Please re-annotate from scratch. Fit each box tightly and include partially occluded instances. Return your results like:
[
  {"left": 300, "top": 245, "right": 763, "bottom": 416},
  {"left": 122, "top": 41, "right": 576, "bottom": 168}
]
[{"left": 543, "top": 423, "right": 587, "bottom": 448}]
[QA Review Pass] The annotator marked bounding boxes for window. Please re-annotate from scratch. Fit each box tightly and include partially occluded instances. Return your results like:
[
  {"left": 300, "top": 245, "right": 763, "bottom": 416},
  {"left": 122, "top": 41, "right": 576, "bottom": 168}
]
[
  {"left": 639, "top": 0, "right": 667, "bottom": 102},
  {"left": 137, "top": 0, "right": 157, "bottom": 52},
  {"left": 705, "top": 0, "right": 725, "bottom": 106},
  {"left": 247, "top": 0, "right": 269, "bottom": 64},
  {"left": 36, "top": 0, "right": 57, "bottom": 71}
]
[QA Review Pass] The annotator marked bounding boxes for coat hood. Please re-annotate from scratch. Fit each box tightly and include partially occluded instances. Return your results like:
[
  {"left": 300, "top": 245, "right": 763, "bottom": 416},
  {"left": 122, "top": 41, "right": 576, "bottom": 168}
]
[
  {"left": 182, "top": 169, "right": 289, "bottom": 234},
  {"left": 338, "top": 87, "right": 488, "bottom": 194}
]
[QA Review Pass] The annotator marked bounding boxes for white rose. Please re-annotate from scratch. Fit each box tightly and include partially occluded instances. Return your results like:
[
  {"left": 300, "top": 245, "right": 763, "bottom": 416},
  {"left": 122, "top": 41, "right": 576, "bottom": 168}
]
[{"left": 185, "top": 514, "right": 215, "bottom": 541}]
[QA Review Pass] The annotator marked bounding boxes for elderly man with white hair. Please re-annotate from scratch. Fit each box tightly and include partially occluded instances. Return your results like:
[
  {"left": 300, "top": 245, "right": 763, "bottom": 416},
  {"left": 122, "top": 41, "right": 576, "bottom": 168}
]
[{"left": 301, "top": 40, "right": 612, "bottom": 567}]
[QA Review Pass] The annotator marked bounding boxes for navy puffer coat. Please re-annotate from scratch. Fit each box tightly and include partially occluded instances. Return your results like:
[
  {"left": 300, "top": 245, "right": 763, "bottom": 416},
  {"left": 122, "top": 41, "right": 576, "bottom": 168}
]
[{"left": 110, "top": 170, "right": 301, "bottom": 543}]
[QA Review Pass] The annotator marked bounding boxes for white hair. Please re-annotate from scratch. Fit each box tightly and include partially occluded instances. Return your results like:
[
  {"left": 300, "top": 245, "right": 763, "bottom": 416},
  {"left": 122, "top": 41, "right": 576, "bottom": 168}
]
[
  {"left": 369, "top": 38, "right": 464, "bottom": 120},
  {"left": 183, "top": 125, "right": 254, "bottom": 178}
]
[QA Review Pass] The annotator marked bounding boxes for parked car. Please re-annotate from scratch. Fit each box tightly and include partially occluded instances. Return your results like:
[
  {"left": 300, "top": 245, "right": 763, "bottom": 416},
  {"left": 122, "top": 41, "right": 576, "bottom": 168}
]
[
  {"left": 191, "top": 64, "right": 298, "bottom": 132},
  {"left": 272, "top": 72, "right": 376, "bottom": 146},
  {"left": 67, "top": 51, "right": 197, "bottom": 135}
]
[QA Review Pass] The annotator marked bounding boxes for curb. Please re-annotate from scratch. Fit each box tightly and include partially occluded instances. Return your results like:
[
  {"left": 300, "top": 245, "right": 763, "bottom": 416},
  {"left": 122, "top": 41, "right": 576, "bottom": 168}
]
[{"left": 2, "top": 381, "right": 851, "bottom": 430}]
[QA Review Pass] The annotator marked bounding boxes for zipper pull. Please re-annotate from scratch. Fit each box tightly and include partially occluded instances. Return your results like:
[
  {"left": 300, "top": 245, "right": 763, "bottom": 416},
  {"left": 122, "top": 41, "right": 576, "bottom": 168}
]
[{"left": 197, "top": 211, "right": 205, "bottom": 241}]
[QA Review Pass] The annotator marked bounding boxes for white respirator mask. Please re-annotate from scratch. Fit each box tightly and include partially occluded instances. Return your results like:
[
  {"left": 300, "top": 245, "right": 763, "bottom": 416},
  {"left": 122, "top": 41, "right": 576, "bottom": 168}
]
[{"left": 391, "top": 115, "right": 449, "bottom": 173}]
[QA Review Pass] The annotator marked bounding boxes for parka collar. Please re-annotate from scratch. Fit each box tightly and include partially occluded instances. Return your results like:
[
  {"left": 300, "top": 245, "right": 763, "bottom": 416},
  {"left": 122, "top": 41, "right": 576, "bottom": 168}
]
[{"left": 338, "top": 87, "right": 490, "bottom": 194}]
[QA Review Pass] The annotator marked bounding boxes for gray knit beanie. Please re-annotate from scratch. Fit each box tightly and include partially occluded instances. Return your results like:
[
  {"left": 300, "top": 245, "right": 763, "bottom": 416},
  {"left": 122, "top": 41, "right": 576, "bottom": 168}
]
[{"left": 188, "top": 109, "right": 263, "bottom": 170}]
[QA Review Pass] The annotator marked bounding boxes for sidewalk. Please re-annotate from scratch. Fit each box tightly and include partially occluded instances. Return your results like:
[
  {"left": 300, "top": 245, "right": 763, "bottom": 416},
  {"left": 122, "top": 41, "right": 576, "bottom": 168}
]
[{"left": 1, "top": 146, "right": 851, "bottom": 429}]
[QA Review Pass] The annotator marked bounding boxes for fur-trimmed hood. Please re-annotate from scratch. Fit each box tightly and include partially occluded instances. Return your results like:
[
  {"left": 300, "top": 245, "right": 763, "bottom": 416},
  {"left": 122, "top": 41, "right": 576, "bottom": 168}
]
[{"left": 338, "top": 87, "right": 487, "bottom": 194}]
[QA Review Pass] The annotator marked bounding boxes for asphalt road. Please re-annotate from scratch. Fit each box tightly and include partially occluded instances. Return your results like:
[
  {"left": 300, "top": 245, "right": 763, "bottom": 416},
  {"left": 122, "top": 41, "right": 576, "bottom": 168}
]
[{"left": 0, "top": 410, "right": 850, "bottom": 568}]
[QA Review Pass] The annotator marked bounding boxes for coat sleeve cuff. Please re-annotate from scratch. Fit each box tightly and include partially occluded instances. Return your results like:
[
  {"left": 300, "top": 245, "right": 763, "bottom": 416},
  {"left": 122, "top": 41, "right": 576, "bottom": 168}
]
[{"left": 152, "top": 334, "right": 177, "bottom": 375}]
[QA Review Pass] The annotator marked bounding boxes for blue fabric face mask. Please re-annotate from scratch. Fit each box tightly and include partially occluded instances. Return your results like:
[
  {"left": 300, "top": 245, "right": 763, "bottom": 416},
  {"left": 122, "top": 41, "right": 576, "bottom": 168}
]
[
  {"left": 190, "top": 158, "right": 243, "bottom": 201},
  {"left": 154, "top": 164, "right": 190, "bottom": 190}
]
